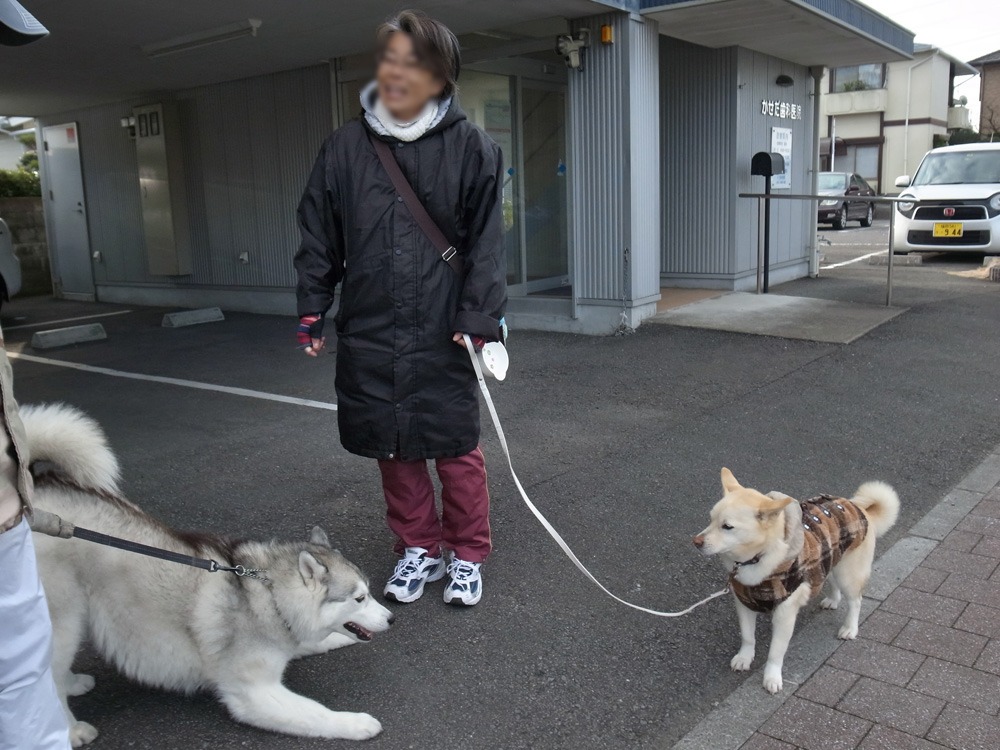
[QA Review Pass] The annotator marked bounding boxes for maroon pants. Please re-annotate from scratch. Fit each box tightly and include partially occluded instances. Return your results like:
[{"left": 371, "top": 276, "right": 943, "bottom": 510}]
[{"left": 377, "top": 446, "right": 491, "bottom": 563}]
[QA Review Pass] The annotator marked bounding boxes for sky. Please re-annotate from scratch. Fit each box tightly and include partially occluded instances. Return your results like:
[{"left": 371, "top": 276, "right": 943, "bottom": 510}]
[{"left": 860, "top": 0, "right": 1000, "bottom": 129}]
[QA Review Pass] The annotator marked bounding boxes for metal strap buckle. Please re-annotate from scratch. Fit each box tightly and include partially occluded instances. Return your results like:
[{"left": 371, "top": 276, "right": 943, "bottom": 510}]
[{"left": 442, "top": 246, "right": 457, "bottom": 262}]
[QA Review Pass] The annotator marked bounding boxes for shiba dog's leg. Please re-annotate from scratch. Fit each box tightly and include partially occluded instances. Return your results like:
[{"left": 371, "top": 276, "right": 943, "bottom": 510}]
[
  {"left": 217, "top": 654, "right": 382, "bottom": 741},
  {"left": 820, "top": 581, "right": 842, "bottom": 610},
  {"left": 730, "top": 597, "right": 757, "bottom": 671},
  {"left": 830, "top": 536, "right": 875, "bottom": 640},
  {"left": 46, "top": 578, "right": 98, "bottom": 746},
  {"left": 762, "top": 586, "right": 810, "bottom": 693}
]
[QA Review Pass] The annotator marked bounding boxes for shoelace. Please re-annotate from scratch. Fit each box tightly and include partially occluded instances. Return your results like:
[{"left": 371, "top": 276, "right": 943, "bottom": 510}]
[
  {"left": 447, "top": 560, "right": 478, "bottom": 587},
  {"left": 393, "top": 555, "right": 426, "bottom": 580}
]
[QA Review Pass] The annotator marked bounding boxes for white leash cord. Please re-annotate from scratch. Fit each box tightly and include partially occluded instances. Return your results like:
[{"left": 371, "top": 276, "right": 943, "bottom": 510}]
[{"left": 463, "top": 335, "right": 729, "bottom": 618}]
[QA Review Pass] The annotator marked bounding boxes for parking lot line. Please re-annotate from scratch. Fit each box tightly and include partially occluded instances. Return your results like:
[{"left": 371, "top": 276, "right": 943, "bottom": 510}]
[
  {"left": 821, "top": 249, "right": 887, "bottom": 270},
  {"left": 3, "top": 310, "right": 135, "bottom": 331},
  {"left": 8, "top": 352, "right": 338, "bottom": 411}
]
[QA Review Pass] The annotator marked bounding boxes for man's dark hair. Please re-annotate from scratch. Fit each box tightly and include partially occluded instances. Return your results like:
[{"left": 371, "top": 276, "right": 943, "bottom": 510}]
[{"left": 375, "top": 9, "right": 461, "bottom": 98}]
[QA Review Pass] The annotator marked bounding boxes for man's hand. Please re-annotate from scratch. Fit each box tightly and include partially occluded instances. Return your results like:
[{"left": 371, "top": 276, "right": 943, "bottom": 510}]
[
  {"left": 453, "top": 332, "right": 486, "bottom": 350},
  {"left": 298, "top": 315, "right": 326, "bottom": 357}
]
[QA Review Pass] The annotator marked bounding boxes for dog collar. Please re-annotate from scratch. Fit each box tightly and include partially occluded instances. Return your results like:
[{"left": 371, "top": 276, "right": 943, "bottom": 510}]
[{"left": 731, "top": 553, "right": 762, "bottom": 573}]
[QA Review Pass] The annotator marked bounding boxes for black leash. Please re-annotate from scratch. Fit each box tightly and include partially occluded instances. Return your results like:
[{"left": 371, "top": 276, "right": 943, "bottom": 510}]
[{"left": 69, "top": 525, "right": 270, "bottom": 581}]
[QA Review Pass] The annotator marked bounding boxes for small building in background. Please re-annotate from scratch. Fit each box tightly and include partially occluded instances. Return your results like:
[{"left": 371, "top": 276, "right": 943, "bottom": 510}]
[
  {"left": 819, "top": 44, "right": 976, "bottom": 194},
  {"left": 969, "top": 49, "right": 1000, "bottom": 138}
]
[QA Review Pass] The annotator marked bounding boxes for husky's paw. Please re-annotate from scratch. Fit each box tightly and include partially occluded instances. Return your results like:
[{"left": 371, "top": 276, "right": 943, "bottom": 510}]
[
  {"left": 838, "top": 623, "right": 859, "bottom": 640},
  {"left": 69, "top": 721, "right": 98, "bottom": 747},
  {"left": 67, "top": 673, "right": 96, "bottom": 696},
  {"left": 820, "top": 597, "right": 839, "bottom": 610},
  {"left": 730, "top": 650, "right": 755, "bottom": 671},
  {"left": 335, "top": 713, "right": 382, "bottom": 741},
  {"left": 762, "top": 667, "right": 783, "bottom": 694}
]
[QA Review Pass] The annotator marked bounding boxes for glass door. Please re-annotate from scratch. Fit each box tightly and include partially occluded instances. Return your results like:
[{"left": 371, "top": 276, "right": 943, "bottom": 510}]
[{"left": 517, "top": 82, "right": 569, "bottom": 295}]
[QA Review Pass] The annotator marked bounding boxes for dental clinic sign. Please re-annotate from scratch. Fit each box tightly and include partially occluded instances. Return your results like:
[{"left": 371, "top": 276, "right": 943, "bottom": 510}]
[
  {"left": 761, "top": 100, "right": 803, "bottom": 120},
  {"left": 770, "top": 127, "right": 792, "bottom": 190}
]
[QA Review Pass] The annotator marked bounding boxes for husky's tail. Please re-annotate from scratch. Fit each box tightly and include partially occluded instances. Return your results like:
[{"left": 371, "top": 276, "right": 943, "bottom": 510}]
[
  {"left": 19, "top": 403, "right": 121, "bottom": 496},
  {"left": 851, "top": 481, "right": 900, "bottom": 538}
]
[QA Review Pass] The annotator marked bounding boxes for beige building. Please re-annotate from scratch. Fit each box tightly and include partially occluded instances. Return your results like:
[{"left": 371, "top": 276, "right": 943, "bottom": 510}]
[
  {"left": 970, "top": 49, "right": 1000, "bottom": 137},
  {"left": 819, "top": 44, "right": 977, "bottom": 193}
]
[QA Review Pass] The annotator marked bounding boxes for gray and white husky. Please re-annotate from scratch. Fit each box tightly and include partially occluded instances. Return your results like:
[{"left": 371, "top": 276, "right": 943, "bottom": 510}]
[{"left": 24, "top": 403, "right": 394, "bottom": 745}]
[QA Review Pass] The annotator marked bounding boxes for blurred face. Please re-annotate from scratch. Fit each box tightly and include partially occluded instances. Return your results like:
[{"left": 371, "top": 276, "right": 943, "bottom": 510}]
[{"left": 376, "top": 31, "right": 445, "bottom": 122}]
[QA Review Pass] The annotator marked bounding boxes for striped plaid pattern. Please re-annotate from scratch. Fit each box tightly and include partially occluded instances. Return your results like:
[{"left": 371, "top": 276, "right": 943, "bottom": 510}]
[{"left": 731, "top": 495, "right": 869, "bottom": 613}]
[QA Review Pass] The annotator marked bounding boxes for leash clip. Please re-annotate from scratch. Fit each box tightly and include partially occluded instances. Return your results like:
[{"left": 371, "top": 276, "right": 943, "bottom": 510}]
[{"left": 210, "top": 560, "right": 270, "bottom": 582}]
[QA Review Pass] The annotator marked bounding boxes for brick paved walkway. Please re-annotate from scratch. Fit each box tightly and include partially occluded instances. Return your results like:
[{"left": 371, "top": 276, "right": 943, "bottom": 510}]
[{"left": 742, "top": 487, "right": 1000, "bottom": 750}]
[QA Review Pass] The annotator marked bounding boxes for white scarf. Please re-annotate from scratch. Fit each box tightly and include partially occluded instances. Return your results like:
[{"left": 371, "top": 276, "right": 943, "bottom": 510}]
[{"left": 361, "top": 81, "right": 451, "bottom": 142}]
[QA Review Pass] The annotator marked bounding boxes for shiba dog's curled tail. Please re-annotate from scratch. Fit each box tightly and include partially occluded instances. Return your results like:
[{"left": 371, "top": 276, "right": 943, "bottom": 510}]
[
  {"left": 851, "top": 480, "right": 900, "bottom": 537},
  {"left": 19, "top": 403, "right": 121, "bottom": 495}
]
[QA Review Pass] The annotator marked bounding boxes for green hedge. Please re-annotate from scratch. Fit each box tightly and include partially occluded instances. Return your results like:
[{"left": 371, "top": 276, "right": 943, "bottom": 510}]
[{"left": 0, "top": 168, "right": 41, "bottom": 198}]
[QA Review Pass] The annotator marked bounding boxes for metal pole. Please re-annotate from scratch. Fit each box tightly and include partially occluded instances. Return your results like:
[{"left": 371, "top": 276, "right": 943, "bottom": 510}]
[
  {"left": 763, "top": 176, "right": 772, "bottom": 293},
  {"left": 756, "top": 196, "right": 765, "bottom": 294},
  {"left": 886, "top": 206, "right": 895, "bottom": 307}
]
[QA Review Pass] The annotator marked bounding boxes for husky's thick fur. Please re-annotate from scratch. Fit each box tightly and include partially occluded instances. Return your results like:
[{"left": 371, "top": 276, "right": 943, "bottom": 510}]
[
  {"left": 24, "top": 403, "right": 395, "bottom": 745},
  {"left": 694, "top": 468, "right": 899, "bottom": 694}
]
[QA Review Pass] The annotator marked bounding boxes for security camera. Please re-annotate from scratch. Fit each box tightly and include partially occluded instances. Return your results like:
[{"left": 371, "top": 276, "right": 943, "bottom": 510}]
[{"left": 556, "top": 28, "right": 590, "bottom": 71}]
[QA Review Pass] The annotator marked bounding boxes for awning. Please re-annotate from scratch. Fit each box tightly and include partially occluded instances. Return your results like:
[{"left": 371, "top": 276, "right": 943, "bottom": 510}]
[
  {"left": 642, "top": 0, "right": 913, "bottom": 68},
  {"left": 819, "top": 137, "right": 848, "bottom": 158}
]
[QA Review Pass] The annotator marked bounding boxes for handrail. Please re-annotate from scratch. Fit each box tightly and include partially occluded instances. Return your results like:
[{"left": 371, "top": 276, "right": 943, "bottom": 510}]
[{"left": 738, "top": 192, "right": 916, "bottom": 306}]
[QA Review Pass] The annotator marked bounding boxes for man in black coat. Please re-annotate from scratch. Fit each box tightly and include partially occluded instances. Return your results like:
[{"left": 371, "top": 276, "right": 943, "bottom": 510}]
[{"left": 294, "top": 10, "right": 506, "bottom": 607}]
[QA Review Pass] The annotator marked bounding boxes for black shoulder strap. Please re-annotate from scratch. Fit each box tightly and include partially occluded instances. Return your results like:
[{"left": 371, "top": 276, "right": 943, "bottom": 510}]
[{"left": 367, "top": 131, "right": 464, "bottom": 277}]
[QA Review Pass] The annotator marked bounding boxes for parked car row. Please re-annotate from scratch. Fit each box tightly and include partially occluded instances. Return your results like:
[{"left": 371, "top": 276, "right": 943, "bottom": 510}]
[{"left": 816, "top": 143, "right": 1000, "bottom": 257}]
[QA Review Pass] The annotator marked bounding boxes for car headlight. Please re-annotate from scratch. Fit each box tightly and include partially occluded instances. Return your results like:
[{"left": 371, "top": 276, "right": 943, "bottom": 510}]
[
  {"left": 990, "top": 193, "right": 1000, "bottom": 212},
  {"left": 820, "top": 199, "right": 840, "bottom": 207},
  {"left": 896, "top": 195, "right": 915, "bottom": 214}
]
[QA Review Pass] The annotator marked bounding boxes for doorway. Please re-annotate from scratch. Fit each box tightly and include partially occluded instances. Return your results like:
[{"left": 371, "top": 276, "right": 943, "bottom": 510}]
[{"left": 42, "top": 122, "right": 94, "bottom": 299}]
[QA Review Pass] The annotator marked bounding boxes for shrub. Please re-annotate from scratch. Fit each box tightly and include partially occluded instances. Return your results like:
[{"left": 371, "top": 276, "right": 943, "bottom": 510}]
[{"left": 0, "top": 168, "right": 41, "bottom": 197}]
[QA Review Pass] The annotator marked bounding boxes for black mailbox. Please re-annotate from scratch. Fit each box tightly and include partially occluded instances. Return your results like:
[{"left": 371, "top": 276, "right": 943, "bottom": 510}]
[{"left": 751, "top": 151, "right": 785, "bottom": 178}]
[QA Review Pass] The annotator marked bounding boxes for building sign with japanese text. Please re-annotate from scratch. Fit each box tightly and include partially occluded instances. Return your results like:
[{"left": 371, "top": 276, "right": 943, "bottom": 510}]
[
  {"left": 770, "top": 127, "right": 792, "bottom": 190},
  {"left": 761, "top": 100, "right": 803, "bottom": 120}
]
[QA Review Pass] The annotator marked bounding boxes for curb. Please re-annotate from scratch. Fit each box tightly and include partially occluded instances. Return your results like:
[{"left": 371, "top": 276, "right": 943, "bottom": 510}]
[{"left": 670, "top": 444, "right": 1000, "bottom": 750}]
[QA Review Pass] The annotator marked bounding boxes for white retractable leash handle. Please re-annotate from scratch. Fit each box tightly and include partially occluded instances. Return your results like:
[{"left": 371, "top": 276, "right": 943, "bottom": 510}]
[{"left": 463, "top": 335, "right": 729, "bottom": 618}]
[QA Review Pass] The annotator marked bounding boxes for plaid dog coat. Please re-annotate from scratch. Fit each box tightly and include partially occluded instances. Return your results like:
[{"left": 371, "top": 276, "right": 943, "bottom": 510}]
[{"left": 730, "top": 495, "right": 869, "bottom": 613}]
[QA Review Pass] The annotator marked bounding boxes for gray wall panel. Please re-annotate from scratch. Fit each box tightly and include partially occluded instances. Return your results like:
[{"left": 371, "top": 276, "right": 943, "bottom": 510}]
[
  {"left": 628, "top": 16, "right": 662, "bottom": 301},
  {"left": 41, "top": 64, "right": 332, "bottom": 292},
  {"left": 734, "top": 48, "right": 813, "bottom": 278},
  {"left": 569, "top": 12, "right": 629, "bottom": 302},
  {"left": 660, "top": 37, "right": 737, "bottom": 279}
]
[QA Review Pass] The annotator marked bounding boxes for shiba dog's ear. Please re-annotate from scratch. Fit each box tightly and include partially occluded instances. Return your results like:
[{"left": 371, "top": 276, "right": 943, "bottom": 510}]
[
  {"left": 756, "top": 495, "right": 794, "bottom": 521},
  {"left": 721, "top": 467, "right": 742, "bottom": 493},
  {"left": 299, "top": 550, "right": 329, "bottom": 586},
  {"left": 309, "top": 526, "right": 332, "bottom": 548}
]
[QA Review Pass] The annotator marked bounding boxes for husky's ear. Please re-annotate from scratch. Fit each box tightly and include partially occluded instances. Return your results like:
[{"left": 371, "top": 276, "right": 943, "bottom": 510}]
[
  {"left": 298, "top": 550, "right": 328, "bottom": 587},
  {"left": 309, "top": 526, "right": 332, "bottom": 548},
  {"left": 721, "top": 467, "right": 742, "bottom": 493},
  {"left": 757, "top": 495, "right": 793, "bottom": 521}
]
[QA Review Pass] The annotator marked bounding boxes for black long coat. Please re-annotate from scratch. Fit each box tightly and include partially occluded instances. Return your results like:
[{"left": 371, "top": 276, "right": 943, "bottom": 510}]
[{"left": 294, "top": 103, "right": 506, "bottom": 461}]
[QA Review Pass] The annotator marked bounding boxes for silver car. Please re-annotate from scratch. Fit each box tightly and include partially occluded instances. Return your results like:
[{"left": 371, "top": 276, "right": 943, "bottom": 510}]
[
  {"left": 893, "top": 143, "right": 1000, "bottom": 254},
  {"left": 0, "top": 217, "right": 22, "bottom": 309}
]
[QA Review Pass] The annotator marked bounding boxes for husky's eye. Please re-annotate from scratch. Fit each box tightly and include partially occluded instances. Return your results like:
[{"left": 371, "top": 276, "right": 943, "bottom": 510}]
[
  {"left": 721, "top": 523, "right": 734, "bottom": 531},
  {"left": 355, "top": 594, "right": 366, "bottom": 603}
]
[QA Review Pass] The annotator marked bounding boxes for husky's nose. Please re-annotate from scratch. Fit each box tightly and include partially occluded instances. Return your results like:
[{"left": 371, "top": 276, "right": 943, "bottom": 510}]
[
  {"left": 387, "top": 613, "right": 396, "bottom": 627},
  {"left": 693, "top": 535, "right": 705, "bottom": 549}
]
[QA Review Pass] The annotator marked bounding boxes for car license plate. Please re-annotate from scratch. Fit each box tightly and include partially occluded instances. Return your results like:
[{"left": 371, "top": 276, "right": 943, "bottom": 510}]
[{"left": 933, "top": 222, "right": 964, "bottom": 238}]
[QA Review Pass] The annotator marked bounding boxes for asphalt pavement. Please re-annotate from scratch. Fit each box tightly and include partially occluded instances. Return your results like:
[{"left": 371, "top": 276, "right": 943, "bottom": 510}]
[{"left": 2, "top": 236, "right": 999, "bottom": 749}]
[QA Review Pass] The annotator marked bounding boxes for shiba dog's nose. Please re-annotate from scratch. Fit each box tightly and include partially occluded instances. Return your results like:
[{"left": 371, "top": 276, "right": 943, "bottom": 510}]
[
  {"left": 692, "top": 535, "right": 705, "bottom": 549},
  {"left": 387, "top": 613, "right": 396, "bottom": 626}
]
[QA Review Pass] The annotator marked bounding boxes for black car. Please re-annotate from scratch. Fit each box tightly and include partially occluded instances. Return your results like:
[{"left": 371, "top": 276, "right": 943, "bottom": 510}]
[{"left": 818, "top": 172, "right": 876, "bottom": 229}]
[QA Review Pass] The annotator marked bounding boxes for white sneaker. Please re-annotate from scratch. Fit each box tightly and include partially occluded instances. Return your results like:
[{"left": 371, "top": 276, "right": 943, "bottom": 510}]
[
  {"left": 443, "top": 558, "right": 483, "bottom": 606},
  {"left": 383, "top": 547, "right": 445, "bottom": 603}
]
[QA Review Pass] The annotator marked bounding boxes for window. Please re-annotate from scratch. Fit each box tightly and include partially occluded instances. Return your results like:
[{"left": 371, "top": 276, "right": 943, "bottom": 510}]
[{"left": 831, "top": 64, "right": 886, "bottom": 92}]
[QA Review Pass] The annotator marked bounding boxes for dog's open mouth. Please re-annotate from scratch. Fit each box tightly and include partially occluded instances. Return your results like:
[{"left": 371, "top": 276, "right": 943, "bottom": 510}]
[{"left": 344, "top": 622, "right": 374, "bottom": 641}]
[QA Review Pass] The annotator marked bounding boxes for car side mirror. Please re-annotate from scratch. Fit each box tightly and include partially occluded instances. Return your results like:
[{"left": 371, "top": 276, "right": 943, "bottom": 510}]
[{"left": 894, "top": 175, "right": 911, "bottom": 188}]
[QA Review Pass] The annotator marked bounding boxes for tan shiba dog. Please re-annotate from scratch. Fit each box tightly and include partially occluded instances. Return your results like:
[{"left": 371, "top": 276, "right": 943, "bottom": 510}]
[{"left": 693, "top": 469, "right": 899, "bottom": 693}]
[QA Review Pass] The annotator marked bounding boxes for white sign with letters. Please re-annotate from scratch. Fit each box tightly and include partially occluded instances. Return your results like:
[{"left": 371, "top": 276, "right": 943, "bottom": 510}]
[{"left": 771, "top": 127, "right": 792, "bottom": 190}]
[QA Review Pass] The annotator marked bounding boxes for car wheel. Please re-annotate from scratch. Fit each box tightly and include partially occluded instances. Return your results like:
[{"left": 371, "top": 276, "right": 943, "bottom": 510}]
[
  {"left": 833, "top": 206, "right": 848, "bottom": 230},
  {"left": 860, "top": 204, "right": 874, "bottom": 228}
]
